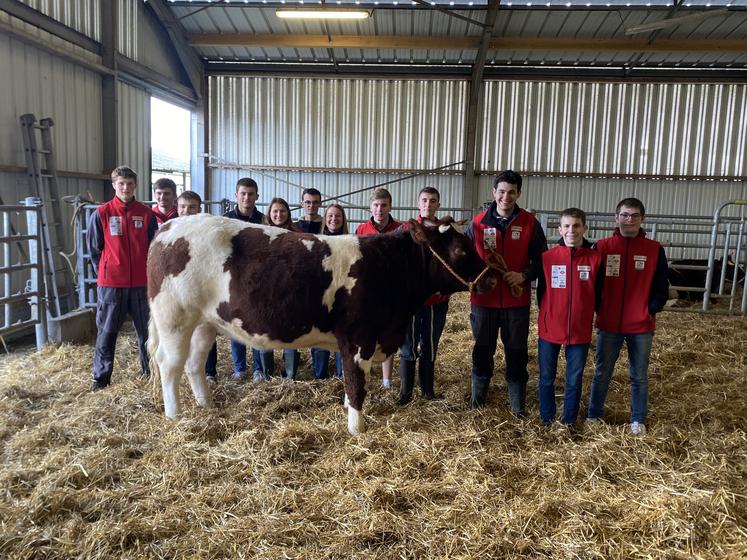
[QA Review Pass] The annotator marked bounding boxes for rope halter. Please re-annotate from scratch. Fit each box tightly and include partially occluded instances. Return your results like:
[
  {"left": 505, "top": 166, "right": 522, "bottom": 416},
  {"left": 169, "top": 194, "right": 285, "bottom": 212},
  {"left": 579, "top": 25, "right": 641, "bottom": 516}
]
[{"left": 426, "top": 244, "right": 491, "bottom": 293}]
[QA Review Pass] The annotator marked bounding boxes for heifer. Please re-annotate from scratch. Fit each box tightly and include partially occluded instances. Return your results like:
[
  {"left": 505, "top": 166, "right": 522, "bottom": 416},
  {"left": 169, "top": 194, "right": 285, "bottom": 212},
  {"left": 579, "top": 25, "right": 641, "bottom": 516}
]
[
  {"left": 147, "top": 214, "right": 491, "bottom": 435},
  {"left": 668, "top": 256, "right": 745, "bottom": 301}
]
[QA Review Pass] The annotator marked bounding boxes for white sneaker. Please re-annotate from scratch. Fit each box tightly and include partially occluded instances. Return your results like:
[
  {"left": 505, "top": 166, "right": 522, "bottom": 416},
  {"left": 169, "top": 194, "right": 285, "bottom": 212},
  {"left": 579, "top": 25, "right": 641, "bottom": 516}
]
[
  {"left": 381, "top": 378, "right": 391, "bottom": 389},
  {"left": 629, "top": 421, "right": 647, "bottom": 436},
  {"left": 252, "top": 370, "right": 265, "bottom": 384},
  {"left": 585, "top": 417, "right": 604, "bottom": 425}
]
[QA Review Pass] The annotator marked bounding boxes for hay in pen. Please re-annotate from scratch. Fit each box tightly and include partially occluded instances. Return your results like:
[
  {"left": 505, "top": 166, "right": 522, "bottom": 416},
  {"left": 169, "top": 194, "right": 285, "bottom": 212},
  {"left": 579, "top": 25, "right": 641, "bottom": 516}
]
[{"left": 0, "top": 293, "right": 745, "bottom": 559}]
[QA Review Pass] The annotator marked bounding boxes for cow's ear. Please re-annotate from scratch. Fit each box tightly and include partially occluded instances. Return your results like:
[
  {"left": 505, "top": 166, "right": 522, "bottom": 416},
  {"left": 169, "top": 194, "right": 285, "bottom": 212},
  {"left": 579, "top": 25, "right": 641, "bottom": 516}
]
[{"left": 409, "top": 219, "right": 428, "bottom": 243}]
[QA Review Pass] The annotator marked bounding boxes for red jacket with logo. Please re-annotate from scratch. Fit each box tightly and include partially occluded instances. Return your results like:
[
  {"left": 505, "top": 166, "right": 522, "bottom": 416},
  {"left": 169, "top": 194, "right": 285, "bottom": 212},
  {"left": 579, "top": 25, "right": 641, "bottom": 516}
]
[
  {"left": 152, "top": 205, "right": 178, "bottom": 225},
  {"left": 595, "top": 228, "right": 662, "bottom": 334},
  {"left": 89, "top": 197, "right": 157, "bottom": 288},
  {"left": 469, "top": 208, "right": 537, "bottom": 308},
  {"left": 538, "top": 244, "right": 602, "bottom": 345},
  {"left": 355, "top": 216, "right": 401, "bottom": 237}
]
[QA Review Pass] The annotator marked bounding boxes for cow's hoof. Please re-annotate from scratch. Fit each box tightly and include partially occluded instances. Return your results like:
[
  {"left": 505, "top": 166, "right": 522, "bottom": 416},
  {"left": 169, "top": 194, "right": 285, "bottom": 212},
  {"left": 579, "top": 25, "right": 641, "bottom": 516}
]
[
  {"left": 195, "top": 396, "right": 213, "bottom": 408},
  {"left": 347, "top": 407, "right": 365, "bottom": 435}
]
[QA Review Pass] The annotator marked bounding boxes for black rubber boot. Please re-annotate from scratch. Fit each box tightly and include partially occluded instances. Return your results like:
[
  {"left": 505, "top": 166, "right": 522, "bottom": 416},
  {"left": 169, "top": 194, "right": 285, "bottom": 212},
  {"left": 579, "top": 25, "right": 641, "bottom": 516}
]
[
  {"left": 397, "top": 359, "right": 416, "bottom": 405},
  {"left": 507, "top": 380, "right": 527, "bottom": 417},
  {"left": 471, "top": 375, "right": 490, "bottom": 409},
  {"left": 419, "top": 360, "right": 442, "bottom": 400}
]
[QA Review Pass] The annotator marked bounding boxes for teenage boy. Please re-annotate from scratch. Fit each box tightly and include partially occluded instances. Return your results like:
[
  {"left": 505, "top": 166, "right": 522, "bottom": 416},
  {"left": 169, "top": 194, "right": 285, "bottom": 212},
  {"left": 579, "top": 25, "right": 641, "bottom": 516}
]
[
  {"left": 465, "top": 170, "right": 547, "bottom": 414},
  {"left": 586, "top": 198, "right": 669, "bottom": 436},
  {"left": 536, "top": 208, "right": 603, "bottom": 425},
  {"left": 293, "top": 187, "right": 324, "bottom": 234},
  {"left": 224, "top": 178, "right": 266, "bottom": 381},
  {"left": 86, "top": 166, "right": 158, "bottom": 390},
  {"left": 356, "top": 188, "right": 401, "bottom": 388},
  {"left": 152, "top": 178, "right": 178, "bottom": 225},
  {"left": 397, "top": 187, "right": 449, "bottom": 404},
  {"left": 176, "top": 191, "right": 202, "bottom": 216}
]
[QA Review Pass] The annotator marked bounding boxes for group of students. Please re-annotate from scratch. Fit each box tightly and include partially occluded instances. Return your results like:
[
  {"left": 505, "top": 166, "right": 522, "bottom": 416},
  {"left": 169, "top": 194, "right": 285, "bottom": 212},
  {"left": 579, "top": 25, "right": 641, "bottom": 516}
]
[
  {"left": 464, "top": 170, "right": 668, "bottom": 436},
  {"left": 87, "top": 166, "right": 668, "bottom": 436}
]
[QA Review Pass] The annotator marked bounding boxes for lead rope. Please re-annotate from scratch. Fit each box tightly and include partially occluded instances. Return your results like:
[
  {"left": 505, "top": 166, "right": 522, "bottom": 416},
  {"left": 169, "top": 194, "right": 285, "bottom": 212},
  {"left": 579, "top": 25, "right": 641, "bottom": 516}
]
[{"left": 427, "top": 245, "right": 491, "bottom": 293}]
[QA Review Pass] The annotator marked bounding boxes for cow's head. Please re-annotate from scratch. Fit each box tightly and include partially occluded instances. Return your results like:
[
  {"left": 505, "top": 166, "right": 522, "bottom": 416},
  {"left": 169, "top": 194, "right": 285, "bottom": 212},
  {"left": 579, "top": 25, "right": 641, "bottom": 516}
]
[{"left": 409, "top": 217, "right": 495, "bottom": 294}]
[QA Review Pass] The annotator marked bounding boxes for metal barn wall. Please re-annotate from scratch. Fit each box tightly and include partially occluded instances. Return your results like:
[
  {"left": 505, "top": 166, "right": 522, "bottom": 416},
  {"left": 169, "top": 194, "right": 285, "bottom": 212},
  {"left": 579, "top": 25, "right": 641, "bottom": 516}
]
[
  {"left": 209, "top": 76, "right": 468, "bottom": 222},
  {"left": 117, "top": 82, "right": 151, "bottom": 200},
  {"left": 18, "top": 0, "right": 100, "bottom": 40},
  {"left": 0, "top": 29, "right": 105, "bottom": 323},
  {"left": 480, "top": 81, "right": 747, "bottom": 178},
  {"left": 136, "top": 1, "right": 186, "bottom": 86},
  {"left": 117, "top": 0, "right": 137, "bottom": 61}
]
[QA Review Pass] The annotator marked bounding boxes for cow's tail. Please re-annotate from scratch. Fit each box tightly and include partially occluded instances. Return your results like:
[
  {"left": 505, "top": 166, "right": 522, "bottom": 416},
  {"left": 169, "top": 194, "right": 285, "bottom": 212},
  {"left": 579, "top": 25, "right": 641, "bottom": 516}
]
[{"left": 147, "top": 316, "right": 163, "bottom": 411}]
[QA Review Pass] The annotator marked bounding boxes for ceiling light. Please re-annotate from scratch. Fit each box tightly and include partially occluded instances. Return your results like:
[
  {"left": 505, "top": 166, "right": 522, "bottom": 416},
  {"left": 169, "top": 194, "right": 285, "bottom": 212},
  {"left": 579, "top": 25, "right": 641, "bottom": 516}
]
[{"left": 276, "top": 8, "right": 370, "bottom": 18}]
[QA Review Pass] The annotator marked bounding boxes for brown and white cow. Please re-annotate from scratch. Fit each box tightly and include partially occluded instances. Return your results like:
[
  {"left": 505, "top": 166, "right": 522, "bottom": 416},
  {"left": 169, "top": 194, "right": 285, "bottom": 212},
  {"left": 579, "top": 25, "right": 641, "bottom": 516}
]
[{"left": 146, "top": 214, "right": 491, "bottom": 435}]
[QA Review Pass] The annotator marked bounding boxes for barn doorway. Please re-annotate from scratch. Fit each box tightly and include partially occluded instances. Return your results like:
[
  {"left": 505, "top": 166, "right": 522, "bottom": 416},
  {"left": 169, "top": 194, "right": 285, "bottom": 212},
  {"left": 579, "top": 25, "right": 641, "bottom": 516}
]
[{"left": 150, "top": 97, "right": 191, "bottom": 194}]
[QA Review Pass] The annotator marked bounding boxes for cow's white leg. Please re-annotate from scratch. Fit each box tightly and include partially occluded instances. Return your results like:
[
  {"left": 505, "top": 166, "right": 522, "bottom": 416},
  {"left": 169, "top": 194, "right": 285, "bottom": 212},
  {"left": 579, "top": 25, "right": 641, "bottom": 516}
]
[
  {"left": 184, "top": 324, "right": 216, "bottom": 409},
  {"left": 156, "top": 328, "right": 193, "bottom": 418},
  {"left": 342, "top": 347, "right": 371, "bottom": 435}
]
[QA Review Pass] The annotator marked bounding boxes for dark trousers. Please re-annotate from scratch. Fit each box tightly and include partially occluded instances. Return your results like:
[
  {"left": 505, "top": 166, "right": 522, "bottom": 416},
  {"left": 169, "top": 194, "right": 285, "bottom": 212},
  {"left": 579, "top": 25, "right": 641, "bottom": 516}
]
[
  {"left": 93, "top": 286, "right": 150, "bottom": 384},
  {"left": 400, "top": 301, "right": 449, "bottom": 362},
  {"left": 470, "top": 304, "right": 530, "bottom": 382}
]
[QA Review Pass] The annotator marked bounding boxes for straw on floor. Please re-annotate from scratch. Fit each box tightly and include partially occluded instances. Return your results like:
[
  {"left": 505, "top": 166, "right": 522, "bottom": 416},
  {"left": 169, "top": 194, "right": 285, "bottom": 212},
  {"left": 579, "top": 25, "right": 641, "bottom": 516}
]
[{"left": 0, "top": 293, "right": 745, "bottom": 559}]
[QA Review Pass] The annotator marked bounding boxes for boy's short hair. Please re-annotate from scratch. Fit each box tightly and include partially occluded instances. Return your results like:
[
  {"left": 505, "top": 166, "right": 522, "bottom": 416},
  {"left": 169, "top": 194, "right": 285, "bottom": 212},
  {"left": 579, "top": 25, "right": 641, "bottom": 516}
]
[
  {"left": 419, "top": 186, "right": 440, "bottom": 200},
  {"left": 111, "top": 166, "right": 137, "bottom": 182},
  {"left": 154, "top": 178, "right": 177, "bottom": 194},
  {"left": 560, "top": 207, "right": 587, "bottom": 226},
  {"left": 616, "top": 197, "right": 645, "bottom": 217},
  {"left": 177, "top": 191, "right": 202, "bottom": 205},
  {"left": 370, "top": 188, "right": 392, "bottom": 203},
  {"left": 302, "top": 187, "right": 322, "bottom": 199},
  {"left": 236, "top": 177, "right": 258, "bottom": 192},
  {"left": 493, "top": 170, "right": 522, "bottom": 193}
]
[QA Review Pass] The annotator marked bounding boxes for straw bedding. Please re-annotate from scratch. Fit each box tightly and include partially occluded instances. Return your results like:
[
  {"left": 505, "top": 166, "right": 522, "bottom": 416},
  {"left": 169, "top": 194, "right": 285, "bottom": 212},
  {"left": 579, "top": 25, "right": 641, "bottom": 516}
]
[{"left": 0, "top": 294, "right": 745, "bottom": 559}]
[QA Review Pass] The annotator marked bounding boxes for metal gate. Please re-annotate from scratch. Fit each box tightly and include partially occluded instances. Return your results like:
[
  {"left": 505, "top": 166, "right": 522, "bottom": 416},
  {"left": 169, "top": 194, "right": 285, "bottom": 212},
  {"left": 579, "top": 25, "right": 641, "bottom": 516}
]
[{"left": 0, "top": 200, "right": 48, "bottom": 349}]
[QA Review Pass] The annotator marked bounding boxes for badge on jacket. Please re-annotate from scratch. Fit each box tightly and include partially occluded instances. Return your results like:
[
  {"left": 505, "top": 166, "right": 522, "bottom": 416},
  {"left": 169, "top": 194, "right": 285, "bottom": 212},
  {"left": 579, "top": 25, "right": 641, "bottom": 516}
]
[
  {"left": 578, "top": 265, "right": 591, "bottom": 281},
  {"left": 606, "top": 254, "right": 621, "bottom": 277},
  {"left": 133, "top": 216, "right": 144, "bottom": 229},
  {"left": 634, "top": 255, "right": 647, "bottom": 270},
  {"left": 484, "top": 227, "right": 497, "bottom": 249},
  {"left": 551, "top": 265, "right": 566, "bottom": 288},
  {"left": 510, "top": 225, "right": 522, "bottom": 240},
  {"left": 109, "top": 216, "right": 123, "bottom": 236}
]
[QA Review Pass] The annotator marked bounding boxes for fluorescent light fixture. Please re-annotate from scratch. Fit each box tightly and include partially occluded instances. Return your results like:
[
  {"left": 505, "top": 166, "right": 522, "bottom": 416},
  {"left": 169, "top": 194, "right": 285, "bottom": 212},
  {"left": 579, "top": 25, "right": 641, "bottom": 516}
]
[{"left": 276, "top": 8, "right": 370, "bottom": 19}]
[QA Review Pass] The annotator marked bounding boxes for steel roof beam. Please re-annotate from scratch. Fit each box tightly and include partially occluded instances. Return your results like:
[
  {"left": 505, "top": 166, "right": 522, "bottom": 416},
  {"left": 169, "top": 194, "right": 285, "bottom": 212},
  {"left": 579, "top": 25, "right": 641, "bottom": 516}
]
[{"left": 189, "top": 34, "right": 747, "bottom": 53}]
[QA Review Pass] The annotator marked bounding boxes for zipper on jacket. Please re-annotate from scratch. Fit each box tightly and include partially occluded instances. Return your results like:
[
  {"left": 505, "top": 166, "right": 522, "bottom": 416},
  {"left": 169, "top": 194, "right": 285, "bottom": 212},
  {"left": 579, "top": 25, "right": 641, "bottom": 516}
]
[
  {"left": 619, "top": 237, "right": 630, "bottom": 333},
  {"left": 567, "top": 247, "right": 574, "bottom": 345}
]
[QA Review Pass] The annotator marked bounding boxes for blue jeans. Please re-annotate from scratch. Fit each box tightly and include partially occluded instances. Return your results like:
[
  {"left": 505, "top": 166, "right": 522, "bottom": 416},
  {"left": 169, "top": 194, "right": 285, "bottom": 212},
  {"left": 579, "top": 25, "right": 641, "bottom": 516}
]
[
  {"left": 587, "top": 330, "right": 654, "bottom": 424},
  {"left": 230, "top": 341, "right": 267, "bottom": 374},
  {"left": 538, "top": 339, "right": 590, "bottom": 424},
  {"left": 259, "top": 349, "right": 298, "bottom": 379},
  {"left": 311, "top": 348, "right": 343, "bottom": 379},
  {"left": 400, "top": 301, "right": 449, "bottom": 362}
]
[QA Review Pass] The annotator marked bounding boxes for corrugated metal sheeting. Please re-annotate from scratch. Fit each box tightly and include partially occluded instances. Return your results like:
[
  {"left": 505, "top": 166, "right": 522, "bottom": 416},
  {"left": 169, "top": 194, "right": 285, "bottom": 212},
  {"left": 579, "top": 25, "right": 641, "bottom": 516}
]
[
  {"left": 481, "top": 81, "right": 747, "bottom": 178},
  {"left": 117, "top": 0, "right": 137, "bottom": 61},
  {"left": 0, "top": 28, "right": 102, "bottom": 171},
  {"left": 117, "top": 82, "right": 151, "bottom": 200},
  {"left": 210, "top": 76, "right": 467, "bottom": 171},
  {"left": 18, "top": 0, "right": 100, "bottom": 41},
  {"left": 209, "top": 76, "right": 746, "bottom": 221}
]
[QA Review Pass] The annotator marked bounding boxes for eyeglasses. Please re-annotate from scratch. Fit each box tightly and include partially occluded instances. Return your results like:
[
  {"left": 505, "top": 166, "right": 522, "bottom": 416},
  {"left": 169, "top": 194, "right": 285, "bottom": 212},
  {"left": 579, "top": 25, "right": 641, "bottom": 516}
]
[
  {"left": 618, "top": 212, "right": 642, "bottom": 221},
  {"left": 303, "top": 200, "right": 322, "bottom": 206}
]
